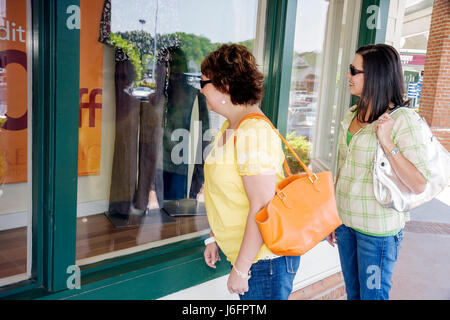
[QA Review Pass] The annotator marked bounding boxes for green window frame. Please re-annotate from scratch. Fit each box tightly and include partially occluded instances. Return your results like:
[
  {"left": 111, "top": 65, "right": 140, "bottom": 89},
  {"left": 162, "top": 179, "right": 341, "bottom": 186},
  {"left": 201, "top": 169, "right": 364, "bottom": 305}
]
[
  {"left": 0, "top": 0, "right": 298, "bottom": 300},
  {"left": 0, "top": 0, "right": 80, "bottom": 297},
  {"left": 351, "top": 0, "right": 390, "bottom": 106},
  {"left": 1, "top": 0, "right": 389, "bottom": 300}
]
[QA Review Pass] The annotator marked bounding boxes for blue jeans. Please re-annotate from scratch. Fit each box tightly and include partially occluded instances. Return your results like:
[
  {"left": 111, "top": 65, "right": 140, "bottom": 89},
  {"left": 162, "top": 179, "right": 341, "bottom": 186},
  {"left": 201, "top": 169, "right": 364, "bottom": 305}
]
[
  {"left": 335, "top": 224, "right": 403, "bottom": 300},
  {"left": 238, "top": 256, "right": 300, "bottom": 300}
]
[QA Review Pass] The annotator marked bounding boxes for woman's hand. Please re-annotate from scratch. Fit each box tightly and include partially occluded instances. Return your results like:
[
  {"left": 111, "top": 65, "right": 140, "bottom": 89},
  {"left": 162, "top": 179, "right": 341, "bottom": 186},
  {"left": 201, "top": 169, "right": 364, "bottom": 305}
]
[
  {"left": 374, "top": 111, "right": 427, "bottom": 194},
  {"left": 375, "top": 112, "right": 395, "bottom": 146},
  {"left": 204, "top": 242, "right": 221, "bottom": 268},
  {"left": 227, "top": 268, "right": 249, "bottom": 295},
  {"left": 326, "top": 231, "right": 337, "bottom": 247}
]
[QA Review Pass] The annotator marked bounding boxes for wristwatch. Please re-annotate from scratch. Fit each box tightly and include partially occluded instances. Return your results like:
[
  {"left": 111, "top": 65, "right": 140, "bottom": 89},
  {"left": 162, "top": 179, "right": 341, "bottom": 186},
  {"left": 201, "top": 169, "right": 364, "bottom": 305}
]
[{"left": 386, "top": 147, "right": 400, "bottom": 159}]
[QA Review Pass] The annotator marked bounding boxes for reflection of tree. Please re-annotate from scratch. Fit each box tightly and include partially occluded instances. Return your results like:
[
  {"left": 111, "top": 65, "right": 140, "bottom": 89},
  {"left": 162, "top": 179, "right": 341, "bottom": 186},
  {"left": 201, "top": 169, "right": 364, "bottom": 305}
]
[{"left": 115, "top": 30, "right": 254, "bottom": 75}]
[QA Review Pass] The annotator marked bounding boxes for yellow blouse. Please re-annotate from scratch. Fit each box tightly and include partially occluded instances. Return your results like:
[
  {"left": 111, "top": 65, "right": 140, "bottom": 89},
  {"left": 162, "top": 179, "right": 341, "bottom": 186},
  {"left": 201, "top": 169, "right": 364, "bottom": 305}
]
[{"left": 203, "top": 118, "right": 285, "bottom": 265}]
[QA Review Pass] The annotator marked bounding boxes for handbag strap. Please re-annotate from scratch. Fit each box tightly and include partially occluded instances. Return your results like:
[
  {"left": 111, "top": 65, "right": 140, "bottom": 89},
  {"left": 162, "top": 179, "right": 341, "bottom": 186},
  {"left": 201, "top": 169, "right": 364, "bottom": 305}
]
[
  {"left": 387, "top": 105, "right": 403, "bottom": 115},
  {"left": 233, "top": 112, "right": 316, "bottom": 178}
]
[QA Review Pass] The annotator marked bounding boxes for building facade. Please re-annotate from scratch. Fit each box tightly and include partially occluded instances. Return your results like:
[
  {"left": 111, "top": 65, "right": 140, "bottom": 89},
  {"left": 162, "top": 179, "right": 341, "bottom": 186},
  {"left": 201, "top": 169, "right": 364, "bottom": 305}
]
[{"left": 0, "top": 0, "right": 447, "bottom": 300}]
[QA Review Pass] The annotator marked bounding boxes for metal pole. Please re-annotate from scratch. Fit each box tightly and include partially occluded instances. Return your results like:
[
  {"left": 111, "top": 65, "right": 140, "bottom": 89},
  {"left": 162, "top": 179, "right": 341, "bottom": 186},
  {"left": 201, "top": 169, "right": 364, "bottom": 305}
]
[{"left": 152, "top": 0, "right": 158, "bottom": 80}]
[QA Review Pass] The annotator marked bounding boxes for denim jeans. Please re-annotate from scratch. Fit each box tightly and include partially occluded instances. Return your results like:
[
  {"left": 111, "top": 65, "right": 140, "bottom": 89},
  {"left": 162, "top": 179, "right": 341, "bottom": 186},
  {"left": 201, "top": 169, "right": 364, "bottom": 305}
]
[
  {"left": 238, "top": 256, "right": 300, "bottom": 300},
  {"left": 335, "top": 224, "right": 403, "bottom": 300}
]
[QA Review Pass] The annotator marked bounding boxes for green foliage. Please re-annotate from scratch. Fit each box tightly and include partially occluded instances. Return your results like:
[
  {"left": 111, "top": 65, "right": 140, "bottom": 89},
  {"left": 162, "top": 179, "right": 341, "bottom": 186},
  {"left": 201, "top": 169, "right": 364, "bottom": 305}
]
[
  {"left": 174, "top": 32, "right": 220, "bottom": 71},
  {"left": 114, "top": 30, "right": 254, "bottom": 74},
  {"left": 109, "top": 32, "right": 143, "bottom": 85},
  {"left": 284, "top": 132, "right": 311, "bottom": 173}
]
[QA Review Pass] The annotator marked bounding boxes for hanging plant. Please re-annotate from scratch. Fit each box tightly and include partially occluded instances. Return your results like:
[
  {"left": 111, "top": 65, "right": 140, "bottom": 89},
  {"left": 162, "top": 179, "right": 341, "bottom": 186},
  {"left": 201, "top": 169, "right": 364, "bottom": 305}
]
[{"left": 109, "top": 32, "right": 143, "bottom": 85}]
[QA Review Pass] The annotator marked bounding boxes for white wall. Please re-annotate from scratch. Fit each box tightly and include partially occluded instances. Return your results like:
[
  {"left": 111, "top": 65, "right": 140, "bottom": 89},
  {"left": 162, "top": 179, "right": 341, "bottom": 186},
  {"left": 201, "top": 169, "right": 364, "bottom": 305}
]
[{"left": 385, "top": 0, "right": 407, "bottom": 48}]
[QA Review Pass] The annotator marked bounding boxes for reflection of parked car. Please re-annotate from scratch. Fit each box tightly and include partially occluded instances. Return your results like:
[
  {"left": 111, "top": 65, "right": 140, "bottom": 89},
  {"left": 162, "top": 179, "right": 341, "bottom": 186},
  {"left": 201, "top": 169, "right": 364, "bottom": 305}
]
[
  {"left": 132, "top": 86, "right": 154, "bottom": 100},
  {"left": 287, "top": 102, "right": 316, "bottom": 140},
  {"left": 290, "top": 90, "right": 317, "bottom": 108},
  {"left": 184, "top": 72, "right": 201, "bottom": 89}
]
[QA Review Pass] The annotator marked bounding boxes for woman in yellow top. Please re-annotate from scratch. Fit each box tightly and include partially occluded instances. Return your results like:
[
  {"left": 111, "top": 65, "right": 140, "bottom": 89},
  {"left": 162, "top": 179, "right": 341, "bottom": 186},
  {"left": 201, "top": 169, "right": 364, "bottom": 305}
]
[{"left": 200, "top": 44, "right": 300, "bottom": 300}]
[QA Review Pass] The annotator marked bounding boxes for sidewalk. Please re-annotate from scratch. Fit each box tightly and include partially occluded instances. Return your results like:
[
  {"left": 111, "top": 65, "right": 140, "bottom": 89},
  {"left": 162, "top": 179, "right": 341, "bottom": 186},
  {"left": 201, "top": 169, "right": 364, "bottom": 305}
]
[{"left": 390, "top": 187, "right": 450, "bottom": 300}]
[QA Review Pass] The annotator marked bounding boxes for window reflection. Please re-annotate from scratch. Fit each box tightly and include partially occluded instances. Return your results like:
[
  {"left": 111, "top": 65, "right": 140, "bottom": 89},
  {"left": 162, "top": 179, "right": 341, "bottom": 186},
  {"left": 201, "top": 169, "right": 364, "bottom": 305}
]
[
  {"left": 0, "top": 0, "right": 31, "bottom": 284},
  {"left": 286, "top": 0, "right": 329, "bottom": 173},
  {"left": 76, "top": 0, "right": 259, "bottom": 263}
]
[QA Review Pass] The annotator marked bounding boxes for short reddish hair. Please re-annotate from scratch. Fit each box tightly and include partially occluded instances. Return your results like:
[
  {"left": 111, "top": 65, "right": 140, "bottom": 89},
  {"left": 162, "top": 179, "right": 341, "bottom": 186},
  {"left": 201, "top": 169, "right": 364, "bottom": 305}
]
[{"left": 201, "top": 44, "right": 264, "bottom": 106}]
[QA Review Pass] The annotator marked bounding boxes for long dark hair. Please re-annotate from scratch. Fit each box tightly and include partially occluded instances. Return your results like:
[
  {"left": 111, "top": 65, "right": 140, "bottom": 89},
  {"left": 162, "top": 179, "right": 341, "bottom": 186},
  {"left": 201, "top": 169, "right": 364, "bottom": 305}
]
[{"left": 355, "top": 44, "right": 410, "bottom": 123}]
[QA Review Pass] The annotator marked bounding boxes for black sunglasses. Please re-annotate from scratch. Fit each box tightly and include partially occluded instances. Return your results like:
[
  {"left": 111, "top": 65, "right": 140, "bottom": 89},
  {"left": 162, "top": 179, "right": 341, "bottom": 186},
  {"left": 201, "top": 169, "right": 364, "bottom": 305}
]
[
  {"left": 349, "top": 64, "right": 364, "bottom": 76},
  {"left": 200, "top": 80, "right": 212, "bottom": 88}
]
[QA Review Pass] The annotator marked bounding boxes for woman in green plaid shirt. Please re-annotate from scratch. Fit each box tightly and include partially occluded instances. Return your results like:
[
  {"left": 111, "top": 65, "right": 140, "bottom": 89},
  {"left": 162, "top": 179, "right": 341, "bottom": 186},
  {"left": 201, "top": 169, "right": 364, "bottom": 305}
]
[{"left": 326, "top": 44, "right": 429, "bottom": 300}]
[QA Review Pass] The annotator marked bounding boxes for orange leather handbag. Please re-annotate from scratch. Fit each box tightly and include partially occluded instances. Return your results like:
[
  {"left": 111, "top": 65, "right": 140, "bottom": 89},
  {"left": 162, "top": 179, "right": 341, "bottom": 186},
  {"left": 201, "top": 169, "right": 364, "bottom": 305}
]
[{"left": 235, "top": 113, "right": 342, "bottom": 256}]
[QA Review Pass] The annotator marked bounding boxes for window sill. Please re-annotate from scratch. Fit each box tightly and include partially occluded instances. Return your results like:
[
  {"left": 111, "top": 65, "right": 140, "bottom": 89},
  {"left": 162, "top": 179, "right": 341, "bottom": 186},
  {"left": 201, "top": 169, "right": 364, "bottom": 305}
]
[{"left": 2, "top": 236, "right": 230, "bottom": 300}]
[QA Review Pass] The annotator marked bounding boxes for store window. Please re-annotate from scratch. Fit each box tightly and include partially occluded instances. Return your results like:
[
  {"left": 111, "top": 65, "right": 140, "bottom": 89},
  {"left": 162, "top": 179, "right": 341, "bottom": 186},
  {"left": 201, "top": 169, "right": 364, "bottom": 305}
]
[
  {"left": 285, "top": 0, "right": 362, "bottom": 174},
  {"left": 285, "top": 0, "right": 330, "bottom": 173},
  {"left": 0, "top": 0, "right": 32, "bottom": 286},
  {"left": 75, "top": 0, "right": 263, "bottom": 265}
]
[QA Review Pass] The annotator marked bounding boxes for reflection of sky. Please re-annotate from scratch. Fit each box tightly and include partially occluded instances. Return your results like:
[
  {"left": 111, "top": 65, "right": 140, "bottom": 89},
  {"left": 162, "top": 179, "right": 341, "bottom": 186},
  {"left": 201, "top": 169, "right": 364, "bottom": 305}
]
[
  {"left": 294, "top": 0, "right": 329, "bottom": 53},
  {"left": 111, "top": 0, "right": 258, "bottom": 43}
]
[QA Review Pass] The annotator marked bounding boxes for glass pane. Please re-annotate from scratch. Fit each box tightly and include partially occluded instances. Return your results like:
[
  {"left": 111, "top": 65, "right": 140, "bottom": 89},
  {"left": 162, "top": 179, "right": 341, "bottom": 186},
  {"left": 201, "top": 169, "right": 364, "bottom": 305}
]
[
  {"left": 286, "top": 0, "right": 329, "bottom": 173},
  {"left": 76, "top": 0, "right": 261, "bottom": 264},
  {"left": 0, "top": 0, "right": 32, "bottom": 285}
]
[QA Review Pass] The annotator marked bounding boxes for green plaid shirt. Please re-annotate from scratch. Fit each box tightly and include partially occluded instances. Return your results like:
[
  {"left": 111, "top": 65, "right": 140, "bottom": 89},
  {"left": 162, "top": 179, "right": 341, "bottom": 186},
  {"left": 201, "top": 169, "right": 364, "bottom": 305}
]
[{"left": 336, "top": 106, "right": 431, "bottom": 236}]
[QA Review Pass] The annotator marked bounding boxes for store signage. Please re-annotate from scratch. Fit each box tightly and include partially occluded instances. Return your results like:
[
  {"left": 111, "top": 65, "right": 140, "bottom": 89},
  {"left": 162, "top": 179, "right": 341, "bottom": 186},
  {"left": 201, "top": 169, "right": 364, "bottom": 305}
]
[
  {"left": 0, "top": 0, "right": 103, "bottom": 183},
  {"left": 407, "top": 82, "right": 422, "bottom": 99},
  {"left": 78, "top": 0, "right": 103, "bottom": 176},
  {"left": 400, "top": 54, "right": 426, "bottom": 66},
  {"left": 0, "top": 20, "right": 26, "bottom": 42},
  {"left": 0, "top": 0, "right": 28, "bottom": 183}
]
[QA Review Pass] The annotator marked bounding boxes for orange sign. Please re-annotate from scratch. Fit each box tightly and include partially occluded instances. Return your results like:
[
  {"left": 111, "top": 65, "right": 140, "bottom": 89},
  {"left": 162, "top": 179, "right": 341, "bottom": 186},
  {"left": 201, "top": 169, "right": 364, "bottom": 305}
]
[
  {"left": 78, "top": 0, "right": 104, "bottom": 176},
  {"left": 0, "top": 0, "right": 28, "bottom": 184},
  {"left": 0, "top": 0, "right": 104, "bottom": 183}
]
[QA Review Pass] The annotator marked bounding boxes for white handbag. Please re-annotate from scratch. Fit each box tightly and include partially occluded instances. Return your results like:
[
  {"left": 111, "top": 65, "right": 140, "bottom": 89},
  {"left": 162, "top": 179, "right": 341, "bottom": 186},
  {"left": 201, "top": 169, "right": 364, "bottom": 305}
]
[{"left": 372, "top": 107, "right": 450, "bottom": 212}]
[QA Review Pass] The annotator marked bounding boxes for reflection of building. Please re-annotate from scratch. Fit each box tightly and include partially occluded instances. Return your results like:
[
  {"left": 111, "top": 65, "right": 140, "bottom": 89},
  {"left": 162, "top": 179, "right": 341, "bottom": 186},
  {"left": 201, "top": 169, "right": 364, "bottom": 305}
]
[
  {"left": 288, "top": 53, "right": 319, "bottom": 140},
  {"left": 291, "top": 54, "right": 317, "bottom": 93},
  {"left": 400, "top": 0, "right": 433, "bottom": 50}
]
